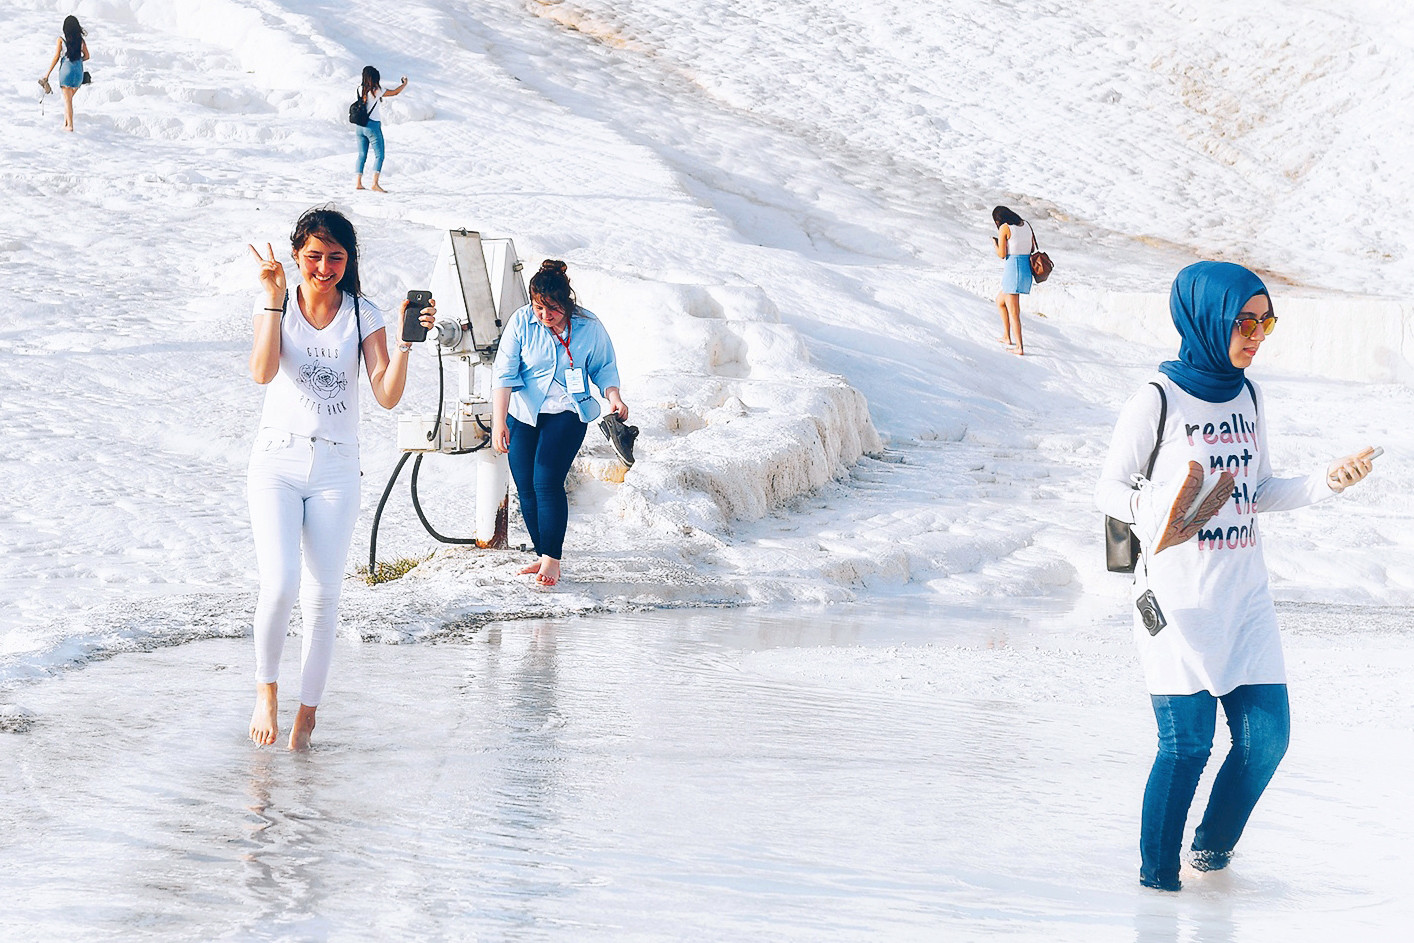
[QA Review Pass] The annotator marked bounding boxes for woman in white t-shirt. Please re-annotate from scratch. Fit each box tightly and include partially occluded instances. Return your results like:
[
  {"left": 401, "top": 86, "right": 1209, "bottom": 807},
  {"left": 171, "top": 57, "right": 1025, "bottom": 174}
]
[
  {"left": 1095, "top": 261, "right": 1376, "bottom": 891},
  {"left": 245, "top": 206, "right": 434, "bottom": 750},
  {"left": 991, "top": 205, "right": 1034, "bottom": 355},
  {"left": 354, "top": 65, "right": 408, "bottom": 193}
]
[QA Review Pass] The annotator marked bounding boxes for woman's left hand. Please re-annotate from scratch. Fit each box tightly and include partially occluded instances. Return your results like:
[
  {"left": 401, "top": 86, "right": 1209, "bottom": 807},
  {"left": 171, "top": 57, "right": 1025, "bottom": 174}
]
[
  {"left": 395, "top": 297, "right": 438, "bottom": 339},
  {"left": 1327, "top": 446, "right": 1378, "bottom": 493},
  {"left": 606, "top": 390, "right": 629, "bottom": 420}
]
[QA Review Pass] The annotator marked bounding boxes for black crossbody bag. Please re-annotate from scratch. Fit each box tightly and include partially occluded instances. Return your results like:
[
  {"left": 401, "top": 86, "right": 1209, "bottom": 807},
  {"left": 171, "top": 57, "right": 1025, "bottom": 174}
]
[{"left": 1105, "top": 383, "right": 1166, "bottom": 573}]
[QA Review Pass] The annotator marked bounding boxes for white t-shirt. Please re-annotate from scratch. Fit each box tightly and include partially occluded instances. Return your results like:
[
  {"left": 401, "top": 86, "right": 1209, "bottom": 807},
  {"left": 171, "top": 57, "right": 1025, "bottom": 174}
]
[
  {"left": 1004, "top": 221, "right": 1033, "bottom": 257},
  {"left": 1095, "top": 374, "right": 1333, "bottom": 696},
  {"left": 539, "top": 379, "right": 575, "bottom": 415},
  {"left": 254, "top": 288, "right": 386, "bottom": 445},
  {"left": 364, "top": 89, "right": 385, "bottom": 122}
]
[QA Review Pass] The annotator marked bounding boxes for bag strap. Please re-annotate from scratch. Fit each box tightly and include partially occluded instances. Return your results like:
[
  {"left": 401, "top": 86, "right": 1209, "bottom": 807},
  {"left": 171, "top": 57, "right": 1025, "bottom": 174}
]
[
  {"left": 354, "top": 294, "right": 363, "bottom": 367},
  {"left": 1030, "top": 225, "right": 1039, "bottom": 255},
  {"left": 1143, "top": 381, "right": 1167, "bottom": 479},
  {"left": 1134, "top": 381, "right": 1168, "bottom": 575},
  {"left": 1137, "top": 379, "right": 1246, "bottom": 482}
]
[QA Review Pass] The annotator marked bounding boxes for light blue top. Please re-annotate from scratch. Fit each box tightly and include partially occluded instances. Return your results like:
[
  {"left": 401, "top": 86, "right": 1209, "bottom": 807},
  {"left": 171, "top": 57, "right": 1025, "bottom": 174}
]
[{"left": 492, "top": 304, "right": 621, "bottom": 425}]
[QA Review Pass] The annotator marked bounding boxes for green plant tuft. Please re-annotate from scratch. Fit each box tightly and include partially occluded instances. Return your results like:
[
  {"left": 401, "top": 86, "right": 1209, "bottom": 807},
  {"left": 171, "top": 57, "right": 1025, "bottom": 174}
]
[{"left": 357, "top": 554, "right": 431, "bottom": 585}]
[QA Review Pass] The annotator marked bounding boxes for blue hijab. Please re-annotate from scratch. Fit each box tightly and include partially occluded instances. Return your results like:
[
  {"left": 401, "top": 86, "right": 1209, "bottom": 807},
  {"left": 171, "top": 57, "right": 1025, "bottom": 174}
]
[{"left": 1158, "top": 261, "right": 1270, "bottom": 403}]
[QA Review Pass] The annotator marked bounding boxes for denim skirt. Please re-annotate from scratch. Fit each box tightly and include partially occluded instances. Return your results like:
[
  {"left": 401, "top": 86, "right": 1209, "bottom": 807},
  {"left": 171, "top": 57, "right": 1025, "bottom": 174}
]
[
  {"left": 58, "top": 57, "right": 83, "bottom": 89},
  {"left": 1002, "top": 253, "right": 1033, "bottom": 295}
]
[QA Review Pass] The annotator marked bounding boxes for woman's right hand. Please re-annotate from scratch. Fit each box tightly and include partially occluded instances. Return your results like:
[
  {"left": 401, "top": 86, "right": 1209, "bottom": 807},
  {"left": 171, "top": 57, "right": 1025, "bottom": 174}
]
[
  {"left": 1327, "top": 446, "right": 1378, "bottom": 493},
  {"left": 492, "top": 420, "right": 509, "bottom": 454},
  {"left": 247, "top": 242, "right": 286, "bottom": 302}
]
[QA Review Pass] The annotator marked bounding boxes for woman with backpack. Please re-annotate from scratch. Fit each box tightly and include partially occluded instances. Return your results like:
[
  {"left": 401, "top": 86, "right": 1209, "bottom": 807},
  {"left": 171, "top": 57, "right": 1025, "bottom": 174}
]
[
  {"left": 40, "top": 16, "right": 89, "bottom": 132},
  {"left": 991, "top": 206, "right": 1035, "bottom": 355},
  {"left": 245, "top": 206, "right": 435, "bottom": 750},
  {"left": 1094, "top": 261, "right": 1378, "bottom": 891},
  {"left": 354, "top": 66, "right": 408, "bottom": 192}
]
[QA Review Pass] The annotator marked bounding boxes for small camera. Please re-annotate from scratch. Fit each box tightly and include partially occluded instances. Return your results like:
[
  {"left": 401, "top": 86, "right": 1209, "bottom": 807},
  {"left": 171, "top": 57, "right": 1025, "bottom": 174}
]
[{"left": 1136, "top": 589, "right": 1167, "bottom": 636}]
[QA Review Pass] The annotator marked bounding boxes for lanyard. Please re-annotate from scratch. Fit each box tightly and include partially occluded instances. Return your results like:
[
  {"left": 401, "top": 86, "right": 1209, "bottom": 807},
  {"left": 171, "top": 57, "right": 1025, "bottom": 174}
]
[{"left": 550, "top": 319, "right": 573, "bottom": 368}]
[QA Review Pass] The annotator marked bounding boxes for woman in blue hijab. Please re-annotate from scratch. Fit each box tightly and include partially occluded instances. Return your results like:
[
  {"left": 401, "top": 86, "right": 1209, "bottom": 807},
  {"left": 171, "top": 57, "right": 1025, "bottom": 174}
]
[{"left": 1095, "top": 262, "right": 1377, "bottom": 891}]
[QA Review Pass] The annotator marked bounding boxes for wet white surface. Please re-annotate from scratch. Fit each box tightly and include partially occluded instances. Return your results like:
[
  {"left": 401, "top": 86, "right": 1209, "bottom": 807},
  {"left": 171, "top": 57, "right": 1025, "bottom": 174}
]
[
  {"left": 4, "top": 1, "right": 1411, "bottom": 937},
  {"left": 2, "top": 602, "right": 1410, "bottom": 941}
]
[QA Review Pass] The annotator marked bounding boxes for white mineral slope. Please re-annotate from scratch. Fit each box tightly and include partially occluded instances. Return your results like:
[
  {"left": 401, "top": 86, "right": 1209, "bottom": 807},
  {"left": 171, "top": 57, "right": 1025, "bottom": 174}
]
[
  {"left": 536, "top": 0, "right": 1414, "bottom": 294},
  {"left": 0, "top": 0, "right": 1410, "bottom": 685}
]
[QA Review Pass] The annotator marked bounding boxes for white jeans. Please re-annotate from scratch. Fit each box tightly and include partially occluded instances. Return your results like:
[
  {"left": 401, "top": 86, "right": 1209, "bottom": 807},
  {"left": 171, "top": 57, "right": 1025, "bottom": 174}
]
[{"left": 247, "top": 430, "right": 361, "bottom": 707}]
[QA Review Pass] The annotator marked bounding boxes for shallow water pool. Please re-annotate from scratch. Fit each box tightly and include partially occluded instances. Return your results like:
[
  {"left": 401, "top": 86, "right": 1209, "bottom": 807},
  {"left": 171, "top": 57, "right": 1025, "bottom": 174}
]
[{"left": 1, "top": 601, "right": 1410, "bottom": 941}]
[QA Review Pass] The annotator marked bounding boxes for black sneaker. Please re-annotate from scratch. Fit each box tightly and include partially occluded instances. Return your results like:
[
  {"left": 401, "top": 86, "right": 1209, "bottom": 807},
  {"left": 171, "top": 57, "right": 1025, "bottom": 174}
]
[
  {"left": 1190, "top": 849, "right": 1231, "bottom": 872},
  {"left": 599, "top": 413, "right": 639, "bottom": 466}
]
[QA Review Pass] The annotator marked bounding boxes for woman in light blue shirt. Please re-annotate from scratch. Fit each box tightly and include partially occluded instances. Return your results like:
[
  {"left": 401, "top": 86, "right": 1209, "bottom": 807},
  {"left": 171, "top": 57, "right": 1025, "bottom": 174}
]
[{"left": 491, "top": 260, "right": 628, "bottom": 586}]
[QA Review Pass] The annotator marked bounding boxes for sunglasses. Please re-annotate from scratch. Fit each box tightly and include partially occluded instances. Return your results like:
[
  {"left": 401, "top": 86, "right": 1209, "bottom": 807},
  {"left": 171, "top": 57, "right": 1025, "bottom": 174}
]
[{"left": 1234, "top": 315, "right": 1278, "bottom": 338}]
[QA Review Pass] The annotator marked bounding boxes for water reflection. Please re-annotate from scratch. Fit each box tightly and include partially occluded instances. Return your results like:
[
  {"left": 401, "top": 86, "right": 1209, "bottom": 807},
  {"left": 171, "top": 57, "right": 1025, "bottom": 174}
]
[
  {"left": 240, "top": 737, "right": 333, "bottom": 933},
  {"left": 487, "top": 621, "right": 564, "bottom": 835},
  {"left": 1134, "top": 895, "right": 1236, "bottom": 943}
]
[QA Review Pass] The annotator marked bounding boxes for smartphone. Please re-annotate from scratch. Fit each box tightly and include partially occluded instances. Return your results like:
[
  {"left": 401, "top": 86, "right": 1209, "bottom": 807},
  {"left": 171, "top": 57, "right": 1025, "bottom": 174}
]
[
  {"left": 1370, "top": 446, "right": 1385, "bottom": 460},
  {"left": 402, "top": 290, "right": 432, "bottom": 343}
]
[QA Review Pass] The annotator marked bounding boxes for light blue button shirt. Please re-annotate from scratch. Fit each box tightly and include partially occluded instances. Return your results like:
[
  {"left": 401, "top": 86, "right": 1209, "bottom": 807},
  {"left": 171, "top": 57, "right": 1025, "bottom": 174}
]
[{"left": 492, "top": 304, "right": 622, "bottom": 425}]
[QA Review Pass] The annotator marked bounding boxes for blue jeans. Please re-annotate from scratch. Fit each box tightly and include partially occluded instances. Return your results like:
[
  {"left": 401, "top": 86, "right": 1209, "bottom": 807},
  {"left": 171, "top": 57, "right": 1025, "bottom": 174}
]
[
  {"left": 355, "top": 119, "right": 385, "bottom": 174},
  {"left": 1140, "top": 684, "right": 1290, "bottom": 890},
  {"left": 507, "top": 411, "right": 587, "bottom": 560}
]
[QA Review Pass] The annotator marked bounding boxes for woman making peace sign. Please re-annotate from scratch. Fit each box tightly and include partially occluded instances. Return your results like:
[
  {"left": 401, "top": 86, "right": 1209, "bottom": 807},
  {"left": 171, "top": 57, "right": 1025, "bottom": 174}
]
[{"left": 245, "top": 206, "right": 434, "bottom": 750}]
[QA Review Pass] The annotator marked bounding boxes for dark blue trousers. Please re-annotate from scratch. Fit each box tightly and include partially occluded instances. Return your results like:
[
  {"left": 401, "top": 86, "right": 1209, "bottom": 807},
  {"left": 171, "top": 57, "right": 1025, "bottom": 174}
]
[
  {"left": 507, "top": 411, "right": 587, "bottom": 560},
  {"left": 1140, "top": 683, "right": 1290, "bottom": 890}
]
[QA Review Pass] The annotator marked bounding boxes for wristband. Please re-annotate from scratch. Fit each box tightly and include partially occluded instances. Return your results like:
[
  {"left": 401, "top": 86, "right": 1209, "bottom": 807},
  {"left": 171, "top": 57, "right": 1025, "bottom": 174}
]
[
  {"left": 398, "top": 342, "right": 413, "bottom": 352},
  {"left": 262, "top": 307, "right": 282, "bottom": 312}
]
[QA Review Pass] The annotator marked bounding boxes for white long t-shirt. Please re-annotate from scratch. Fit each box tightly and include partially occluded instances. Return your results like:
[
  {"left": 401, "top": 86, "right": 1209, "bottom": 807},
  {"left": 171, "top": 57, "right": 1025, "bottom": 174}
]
[
  {"left": 254, "top": 289, "right": 386, "bottom": 445},
  {"left": 1095, "top": 374, "right": 1333, "bottom": 696}
]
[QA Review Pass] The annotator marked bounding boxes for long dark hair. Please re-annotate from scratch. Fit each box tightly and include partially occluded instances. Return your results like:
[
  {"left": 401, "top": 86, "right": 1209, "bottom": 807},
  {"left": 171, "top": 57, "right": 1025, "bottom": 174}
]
[
  {"left": 360, "top": 65, "right": 381, "bottom": 99},
  {"left": 528, "top": 260, "right": 580, "bottom": 320},
  {"left": 290, "top": 206, "right": 361, "bottom": 297},
  {"left": 62, "top": 16, "right": 84, "bottom": 61},
  {"left": 992, "top": 205, "right": 1024, "bottom": 228}
]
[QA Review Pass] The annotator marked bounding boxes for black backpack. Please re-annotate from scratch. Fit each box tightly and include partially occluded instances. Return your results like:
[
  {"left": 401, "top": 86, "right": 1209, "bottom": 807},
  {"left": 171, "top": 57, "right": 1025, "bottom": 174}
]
[{"left": 348, "top": 92, "right": 369, "bottom": 127}]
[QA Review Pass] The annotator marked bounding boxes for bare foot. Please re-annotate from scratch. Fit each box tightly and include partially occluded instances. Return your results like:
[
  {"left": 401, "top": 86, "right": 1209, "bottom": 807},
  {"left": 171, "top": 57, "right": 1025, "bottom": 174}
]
[
  {"left": 1013, "top": 347, "right": 1025, "bottom": 356},
  {"left": 289, "top": 704, "right": 317, "bottom": 751},
  {"left": 371, "top": 184, "right": 388, "bottom": 193},
  {"left": 518, "top": 559, "right": 543, "bottom": 576},
  {"left": 998, "top": 337, "right": 1015, "bottom": 346},
  {"left": 536, "top": 557, "right": 562, "bottom": 587},
  {"left": 249, "top": 682, "right": 278, "bottom": 746},
  {"left": 355, "top": 183, "right": 366, "bottom": 190}
]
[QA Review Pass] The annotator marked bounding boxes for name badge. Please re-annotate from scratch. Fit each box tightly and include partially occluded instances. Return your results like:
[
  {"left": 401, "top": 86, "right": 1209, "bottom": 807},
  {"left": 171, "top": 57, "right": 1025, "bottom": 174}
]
[{"left": 565, "top": 368, "right": 586, "bottom": 396}]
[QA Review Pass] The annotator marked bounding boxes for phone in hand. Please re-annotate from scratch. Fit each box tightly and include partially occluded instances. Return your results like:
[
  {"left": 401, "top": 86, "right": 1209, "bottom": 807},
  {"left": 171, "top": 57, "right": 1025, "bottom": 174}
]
[{"left": 402, "top": 290, "right": 432, "bottom": 342}]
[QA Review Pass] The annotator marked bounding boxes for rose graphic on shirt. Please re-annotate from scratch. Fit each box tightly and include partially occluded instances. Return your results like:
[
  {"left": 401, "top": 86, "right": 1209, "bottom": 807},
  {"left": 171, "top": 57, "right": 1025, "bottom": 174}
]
[{"left": 298, "top": 360, "right": 348, "bottom": 401}]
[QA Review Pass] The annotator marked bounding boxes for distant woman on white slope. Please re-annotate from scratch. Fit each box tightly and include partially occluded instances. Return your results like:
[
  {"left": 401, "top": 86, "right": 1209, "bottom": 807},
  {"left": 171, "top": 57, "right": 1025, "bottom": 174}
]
[
  {"left": 354, "top": 65, "right": 408, "bottom": 192},
  {"left": 1095, "top": 261, "right": 1377, "bottom": 892},
  {"left": 991, "top": 205, "right": 1034, "bottom": 355},
  {"left": 245, "top": 206, "right": 435, "bottom": 750},
  {"left": 40, "top": 15, "right": 89, "bottom": 132}
]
